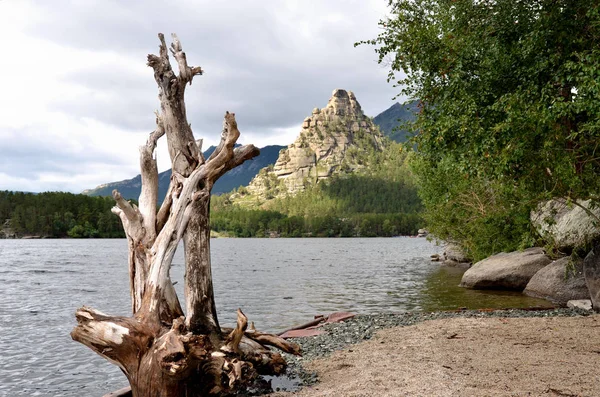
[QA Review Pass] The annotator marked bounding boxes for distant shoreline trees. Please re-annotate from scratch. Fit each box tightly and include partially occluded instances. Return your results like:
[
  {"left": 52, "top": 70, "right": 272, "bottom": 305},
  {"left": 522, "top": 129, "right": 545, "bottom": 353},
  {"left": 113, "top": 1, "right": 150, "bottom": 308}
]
[
  {"left": 1, "top": 139, "right": 425, "bottom": 239},
  {"left": 0, "top": 191, "right": 125, "bottom": 238},
  {"left": 0, "top": 185, "right": 423, "bottom": 238}
]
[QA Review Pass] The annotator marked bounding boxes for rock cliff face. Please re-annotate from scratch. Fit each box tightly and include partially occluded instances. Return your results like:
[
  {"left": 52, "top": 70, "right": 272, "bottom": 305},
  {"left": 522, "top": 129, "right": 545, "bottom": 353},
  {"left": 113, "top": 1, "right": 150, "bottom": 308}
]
[{"left": 247, "top": 89, "right": 384, "bottom": 199}]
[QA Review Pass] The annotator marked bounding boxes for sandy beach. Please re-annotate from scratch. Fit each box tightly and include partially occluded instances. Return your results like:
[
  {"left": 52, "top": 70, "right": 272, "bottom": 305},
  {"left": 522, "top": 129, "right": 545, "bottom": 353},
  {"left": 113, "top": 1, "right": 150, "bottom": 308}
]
[{"left": 271, "top": 314, "right": 600, "bottom": 397}]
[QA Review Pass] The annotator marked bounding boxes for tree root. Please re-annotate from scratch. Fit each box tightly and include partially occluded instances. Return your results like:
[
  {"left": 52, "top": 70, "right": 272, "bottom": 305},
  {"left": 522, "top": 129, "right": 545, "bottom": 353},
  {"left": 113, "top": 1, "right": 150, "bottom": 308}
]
[{"left": 73, "top": 306, "right": 300, "bottom": 396}]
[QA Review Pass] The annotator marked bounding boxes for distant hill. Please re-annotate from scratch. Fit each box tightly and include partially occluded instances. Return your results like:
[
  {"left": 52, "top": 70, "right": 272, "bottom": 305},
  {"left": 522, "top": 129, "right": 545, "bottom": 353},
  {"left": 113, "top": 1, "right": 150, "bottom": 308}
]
[
  {"left": 241, "top": 89, "right": 386, "bottom": 202},
  {"left": 211, "top": 145, "right": 285, "bottom": 194},
  {"left": 373, "top": 101, "right": 419, "bottom": 143},
  {"left": 213, "top": 89, "right": 424, "bottom": 237},
  {"left": 82, "top": 144, "right": 285, "bottom": 201}
]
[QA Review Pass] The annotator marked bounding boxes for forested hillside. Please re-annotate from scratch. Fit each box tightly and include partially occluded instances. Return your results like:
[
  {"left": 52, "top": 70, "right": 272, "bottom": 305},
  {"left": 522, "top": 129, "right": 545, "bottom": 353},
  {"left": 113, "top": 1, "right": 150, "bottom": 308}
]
[
  {"left": 210, "top": 141, "right": 423, "bottom": 237},
  {"left": 2, "top": 88, "right": 428, "bottom": 240},
  {"left": 0, "top": 191, "right": 125, "bottom": 238},
  {"left": 373, "top": 101, "right": 418, "bottom": 143},
  {"left": 209, "top": 89, "right": 425, "bottom": 237}
]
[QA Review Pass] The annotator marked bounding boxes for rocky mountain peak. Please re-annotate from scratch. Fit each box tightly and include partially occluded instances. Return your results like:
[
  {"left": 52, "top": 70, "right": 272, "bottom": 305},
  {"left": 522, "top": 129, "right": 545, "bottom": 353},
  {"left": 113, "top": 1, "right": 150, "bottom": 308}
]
[
  {"left": 243, "top": 89, "right": 384, "bottom": 200},
  {"left": 325, "top": 89, "right": 362, "bottom": 117}
]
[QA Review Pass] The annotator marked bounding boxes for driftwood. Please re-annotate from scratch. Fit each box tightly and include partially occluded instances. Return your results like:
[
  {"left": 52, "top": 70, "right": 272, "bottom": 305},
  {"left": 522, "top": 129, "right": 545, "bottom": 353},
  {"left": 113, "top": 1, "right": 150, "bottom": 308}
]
[
  {"left": 103, "top": 386, "right": 132, "bottom": 397},
  {"left": 71, "top": 33, "right": 300, "bottom": 396},
  {"left": 277, "top": 315, "right": 326, "bottom": 336}
]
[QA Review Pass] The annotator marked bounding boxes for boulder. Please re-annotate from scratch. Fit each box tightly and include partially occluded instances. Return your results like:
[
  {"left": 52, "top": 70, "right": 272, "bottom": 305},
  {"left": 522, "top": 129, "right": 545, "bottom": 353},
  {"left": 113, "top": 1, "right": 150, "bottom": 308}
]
[
  {"left": 531, "top": 199, "right": 600, "bottom": 250},
  {"left": 523, "top": 257, "right": 589, "bottom": 305},
  {"left": 583, "top": 240, "right": 600, "bottom": 312},
  {"left": 302, "top": 117, "right": 312, "bottom": 129},
  {"left": 460, "top": 247, "right": 551, "bottom": 290},
  {"left": 443, "top": 260, "right": 470, "bottom": 268},
  {"left": 1, "top": 219, "right": 16, "bottom": 239},
  {"left": 442, "top": 243, "right": 472, "bottom": 268},
  {"left": 567, "top": 299, "right": 592, "bottom": 311}
]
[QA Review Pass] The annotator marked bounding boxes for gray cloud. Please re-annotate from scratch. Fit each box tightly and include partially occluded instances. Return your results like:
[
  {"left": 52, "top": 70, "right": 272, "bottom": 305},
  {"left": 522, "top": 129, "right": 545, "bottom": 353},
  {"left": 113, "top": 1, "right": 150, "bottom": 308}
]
[
  {"left": 2, "top": 0, "right": 405, "bottom": 192},
  {"left": 0, "top": 125, "right": 129, "bottom": 178}
]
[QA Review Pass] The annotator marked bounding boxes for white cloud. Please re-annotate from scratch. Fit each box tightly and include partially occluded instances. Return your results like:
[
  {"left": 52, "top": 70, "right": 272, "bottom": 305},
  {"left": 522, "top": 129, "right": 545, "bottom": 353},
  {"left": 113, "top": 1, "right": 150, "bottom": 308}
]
[{"left": 0, "top": 0, "right": 403, "bottom": 193}]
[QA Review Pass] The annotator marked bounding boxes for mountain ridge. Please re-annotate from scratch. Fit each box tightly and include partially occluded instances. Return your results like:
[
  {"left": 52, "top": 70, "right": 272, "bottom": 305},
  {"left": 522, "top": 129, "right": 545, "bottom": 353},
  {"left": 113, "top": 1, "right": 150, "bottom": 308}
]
[
  {"left": 82, "top": 96, "right": 415, "bottom": 201},
  {"left": 238, "top": 88, "right": 386, "bottom": 203},
  {"left": 373, "top": 100, "right": 419, "bottom": 143},
  {"left": 82, "top": 144, "right": 285, "bottom": 201}
]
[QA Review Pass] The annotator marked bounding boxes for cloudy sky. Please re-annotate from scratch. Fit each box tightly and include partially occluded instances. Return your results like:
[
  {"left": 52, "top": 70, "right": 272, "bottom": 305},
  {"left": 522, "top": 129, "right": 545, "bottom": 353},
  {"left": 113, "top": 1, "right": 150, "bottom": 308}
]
[{"left": 0, "top": 0, "right": 404, "bottom": 193}]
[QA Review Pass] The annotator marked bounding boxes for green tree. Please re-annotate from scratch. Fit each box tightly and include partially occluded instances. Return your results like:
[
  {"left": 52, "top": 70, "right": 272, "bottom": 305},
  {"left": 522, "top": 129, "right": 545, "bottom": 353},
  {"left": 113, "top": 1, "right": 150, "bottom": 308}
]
[
  {"left": 363, "top": 0, "right": 600, "bottom": 259},
  {"left": 0, "top": 191, "right": 126, "bottom": 238}
]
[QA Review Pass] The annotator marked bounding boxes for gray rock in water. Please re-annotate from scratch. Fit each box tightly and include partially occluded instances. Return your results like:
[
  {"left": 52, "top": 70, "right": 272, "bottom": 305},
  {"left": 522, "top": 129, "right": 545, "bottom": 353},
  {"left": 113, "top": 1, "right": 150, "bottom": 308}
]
[
  {"left": 524, "top": 257, "right": 589, "bottom": 306},
  {"left": 442, "top": 243, "right": 472, "bottom": 268},
  {"left": 583, "top": 241, "right": 600, "bottom": 312},
  {"left": 460, "top": 247, "right": 551, "bottom": 291},
  {"left": 444, "top": 243, "right": 470, "bottom": 263},
  {"left": 567, "top": 299, "right": 592, "bottom": 311},
  {"left": 443, "top": 259, "right": 471, "bottom": 269}
]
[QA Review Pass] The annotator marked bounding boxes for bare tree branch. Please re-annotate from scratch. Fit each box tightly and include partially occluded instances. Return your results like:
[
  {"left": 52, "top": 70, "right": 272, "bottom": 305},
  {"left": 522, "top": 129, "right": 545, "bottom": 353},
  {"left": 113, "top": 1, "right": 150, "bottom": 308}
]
[
  {"left": 138, "top": 115, "right": 165, "bottom": 244},
  {"left": 156, "top": 179, "right": 174, "bottom": 234},
  {"left": 170, "top": 33, "right": 204, "bottom": 85},
  {"left": 148, "top": 33, "right": 199, "bottom": 177},
  {"left": 214, "top": 144, "right": 261, "bottom": 182}
]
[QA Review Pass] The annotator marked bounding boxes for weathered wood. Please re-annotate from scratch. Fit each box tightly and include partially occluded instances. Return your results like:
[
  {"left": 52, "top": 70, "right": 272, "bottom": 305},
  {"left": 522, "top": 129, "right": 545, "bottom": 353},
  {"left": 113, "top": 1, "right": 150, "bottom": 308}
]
[
  {"left": 183, "top": 195, "right": 220, "bottom": 336},
  {"left": 102, "top": 386, "right": 132, "bottom": 397},
  {"left": 147, "top": 33, "right": 200, "bottom": 178},
  {"left": 183, "top": 114, "right": 259, "bottom": 337},
  {"left": 72, "top": 33, "right": 298, "bottom": 396},
  {"left": 245, "top": 331, "right": 302, "bottom": 356},
  {"left": 156, "top": 176, "right": 175, "bottom": 234},
  {"left": 111, "top": 190, "right": 148, "bottom": 313},
  {"left": 138, "top": 114, "right": 164, "bottom": 244},
  {"left": 277, "top": 315, "right": 326, "bottom": 336},
  {"left": 226, "top": 309, "right": 248, "bottom": 354}
]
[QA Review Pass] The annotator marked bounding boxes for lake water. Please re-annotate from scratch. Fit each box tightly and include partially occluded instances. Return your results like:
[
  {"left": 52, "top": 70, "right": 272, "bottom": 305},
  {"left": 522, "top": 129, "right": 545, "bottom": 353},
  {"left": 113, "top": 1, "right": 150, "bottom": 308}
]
[{"left": 0, "top": 238, "right": 552, "bottom": 396}]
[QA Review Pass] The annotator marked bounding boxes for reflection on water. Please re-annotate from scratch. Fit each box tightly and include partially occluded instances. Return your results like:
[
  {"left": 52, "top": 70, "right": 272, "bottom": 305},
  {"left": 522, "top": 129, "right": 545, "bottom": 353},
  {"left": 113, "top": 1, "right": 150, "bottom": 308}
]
[
  {"left": 419, "top": 265, "right": 554, "bottom": 312},
  {"left": 0, "top": 238, "right": 554, "bottom": 396}
]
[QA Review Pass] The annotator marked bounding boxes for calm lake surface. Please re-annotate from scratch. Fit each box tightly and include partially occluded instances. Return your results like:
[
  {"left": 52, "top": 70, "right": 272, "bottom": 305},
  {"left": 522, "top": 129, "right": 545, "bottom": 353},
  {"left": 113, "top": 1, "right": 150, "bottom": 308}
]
[{"left": 0, "top": 238, "right": 551, "bottom": 396}]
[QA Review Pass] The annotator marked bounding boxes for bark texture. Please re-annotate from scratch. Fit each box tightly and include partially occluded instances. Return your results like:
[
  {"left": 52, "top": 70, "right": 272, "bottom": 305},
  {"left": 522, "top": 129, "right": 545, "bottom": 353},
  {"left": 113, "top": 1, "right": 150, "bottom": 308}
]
[{"left": 72, "top": 33, "right": 299, "bottom": 396}]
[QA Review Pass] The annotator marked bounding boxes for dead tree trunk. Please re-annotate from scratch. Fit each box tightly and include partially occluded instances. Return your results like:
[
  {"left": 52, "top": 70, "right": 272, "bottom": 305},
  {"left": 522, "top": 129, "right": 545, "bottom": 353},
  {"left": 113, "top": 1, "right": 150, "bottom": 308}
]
[{"left": 71, "top": 33, "right": 300, "bottom": 397}]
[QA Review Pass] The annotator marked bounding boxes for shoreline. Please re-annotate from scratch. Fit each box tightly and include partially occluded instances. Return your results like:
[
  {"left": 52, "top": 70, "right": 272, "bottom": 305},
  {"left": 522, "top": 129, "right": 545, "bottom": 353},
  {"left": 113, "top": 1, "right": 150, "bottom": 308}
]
[
  {"left": 0, "top": 234, "right": 428, "bottom": 240},
  {"left": 271, "top": 308, "right": 596, "bottom": 396}
]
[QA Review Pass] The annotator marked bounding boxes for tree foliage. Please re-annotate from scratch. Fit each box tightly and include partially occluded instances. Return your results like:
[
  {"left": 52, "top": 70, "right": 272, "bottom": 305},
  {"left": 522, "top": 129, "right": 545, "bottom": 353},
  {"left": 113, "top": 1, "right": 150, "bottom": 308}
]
[
  {"left": 0, "top": 191, "right": 126, "bottom": 238},
  {"left": 363, "top": 0, "right": 600, "bottom": 259},
  {"left": 211, "top": 141, "right": 424, "bottom": 237}
]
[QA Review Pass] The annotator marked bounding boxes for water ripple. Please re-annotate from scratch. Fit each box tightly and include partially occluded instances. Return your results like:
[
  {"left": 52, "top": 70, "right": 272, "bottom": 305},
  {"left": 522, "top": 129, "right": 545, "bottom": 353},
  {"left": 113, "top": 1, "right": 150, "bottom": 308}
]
[{"left": 0, "top": 237, "right": 538, "bottom": 396}]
